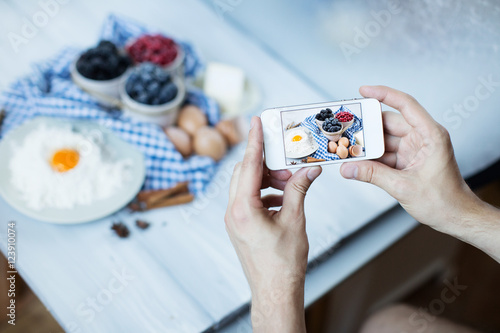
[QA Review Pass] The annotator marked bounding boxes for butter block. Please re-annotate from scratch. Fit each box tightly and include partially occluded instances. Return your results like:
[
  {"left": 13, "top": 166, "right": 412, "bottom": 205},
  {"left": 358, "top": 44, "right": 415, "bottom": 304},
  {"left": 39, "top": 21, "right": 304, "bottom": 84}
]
[
  {"left": 203, "top": 62, "right": 245, "bottom": 116},
  {"left": 354, "top": 130, "right": 364, "bottom": 147}
]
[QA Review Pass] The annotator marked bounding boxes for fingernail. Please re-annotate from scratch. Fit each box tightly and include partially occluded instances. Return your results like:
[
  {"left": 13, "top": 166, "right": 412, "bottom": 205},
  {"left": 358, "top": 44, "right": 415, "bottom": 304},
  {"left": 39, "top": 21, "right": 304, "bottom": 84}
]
[
  {"left": 307, "top": 166, "right": 322, "bottom": 181},
  {"left": 341, "top": 164, "right": 358, "bottom": 179},
  {"left": 249, "top": 117, "right": 257, "bottom": 130}
]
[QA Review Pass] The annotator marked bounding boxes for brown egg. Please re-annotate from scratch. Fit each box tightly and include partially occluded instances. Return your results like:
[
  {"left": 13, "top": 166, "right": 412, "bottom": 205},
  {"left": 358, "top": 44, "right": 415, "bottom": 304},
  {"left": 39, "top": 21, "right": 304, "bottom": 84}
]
[
  {"left": 177, "top": 105, "right": 208, "bottom": 136},
  {"left": 328, "top": 141, "right": 337, "bottom": 154},
  {"left": 349, "top": 145, "right": 363, "bottom": 157},
  {"left": 338, "top": 137, "right": 349, "bottom": 148},
  {"left": 215, "top": 119, "right": 242, "bottom": 146},
  {"left": 336, "top": 145, "right": 348, "bottom": 159},
  {"left": 193, "top": 126, "right": 227, "bottom": 161},
  {"left": 164, "top": 127, "right": 193, "bottom": 158}
]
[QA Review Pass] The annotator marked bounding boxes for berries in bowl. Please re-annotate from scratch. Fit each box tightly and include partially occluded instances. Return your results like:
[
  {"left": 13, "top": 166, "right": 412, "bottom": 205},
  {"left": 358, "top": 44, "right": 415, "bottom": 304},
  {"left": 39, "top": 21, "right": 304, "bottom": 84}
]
[
  {"left": 315, "top": 108, "right": 333, "bottom": 128},
  {"left": 120, "top": 62, "right": 186, "bottom": 127},
  {"left": 71, "top": 40, "right": 132, "bottom": 104},
  {"left": 126, "top": 34, "right": 185, "bottom": 77},
  {"left": 320, "top": 118, "right": 343, "bottom": 142},
  {"left": 335, "top": 110, "right": 354, "bottom": 132}
]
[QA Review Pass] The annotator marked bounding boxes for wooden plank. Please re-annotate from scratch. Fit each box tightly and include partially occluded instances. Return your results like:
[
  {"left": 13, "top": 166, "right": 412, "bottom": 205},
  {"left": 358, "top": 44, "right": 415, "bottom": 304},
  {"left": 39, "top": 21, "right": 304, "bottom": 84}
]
[{"left": 0, "top": 0, "right": 397, "bottom": 332}]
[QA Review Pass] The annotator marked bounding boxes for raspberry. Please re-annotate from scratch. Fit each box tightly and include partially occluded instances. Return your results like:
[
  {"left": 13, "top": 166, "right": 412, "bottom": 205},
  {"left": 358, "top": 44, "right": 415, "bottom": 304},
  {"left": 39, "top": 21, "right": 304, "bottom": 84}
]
[
  {"left": 335, "top": 111, "right": 354, "bottom": 122},
  {"left": 126, "top": 34, "right": 179, "bottom": 66}
]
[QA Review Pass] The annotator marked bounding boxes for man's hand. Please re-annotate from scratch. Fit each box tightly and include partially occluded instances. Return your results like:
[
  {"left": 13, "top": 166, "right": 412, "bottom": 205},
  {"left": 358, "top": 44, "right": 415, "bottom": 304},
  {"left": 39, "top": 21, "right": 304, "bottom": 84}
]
[
  {"left": 341, "top": 86, "right": 500, "bottom": 262},
  {"left": 225, "top": 116, "right": 321, "bottom": 332}
]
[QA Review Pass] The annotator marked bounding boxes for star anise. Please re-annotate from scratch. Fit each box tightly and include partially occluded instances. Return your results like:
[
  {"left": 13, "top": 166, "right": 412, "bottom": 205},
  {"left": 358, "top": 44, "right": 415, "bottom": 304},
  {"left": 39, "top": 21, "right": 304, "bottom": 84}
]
[
  {"left": 135, "top": 219, "right": 150, "bottom": 230},
  {"left": 111, "top": 222, "right": 130, "bottom": 238}
]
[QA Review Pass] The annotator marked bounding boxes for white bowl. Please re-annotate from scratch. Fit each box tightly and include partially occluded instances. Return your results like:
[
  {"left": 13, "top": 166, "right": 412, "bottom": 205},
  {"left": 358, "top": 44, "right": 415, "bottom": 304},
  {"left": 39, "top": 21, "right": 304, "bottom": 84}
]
[
  {"left": 120, "top": 76, "right": 186, "bottom": 127},
  {"left": 164, "top": 44, "right": 185, "bottom": 77},
  {"left": 70, "top": 60, "right": 130, "bottom": 107},
  {"left": 339, "top": 119, "right": 354, "bottom": 133},
  {"left": 315, "top": 119, "right": 325, "bottom": 129}
]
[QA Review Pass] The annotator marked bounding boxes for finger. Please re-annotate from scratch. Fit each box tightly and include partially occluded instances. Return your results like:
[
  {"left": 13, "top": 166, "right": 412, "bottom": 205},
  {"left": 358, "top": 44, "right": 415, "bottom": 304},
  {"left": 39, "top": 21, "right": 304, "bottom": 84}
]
[
  {"left": 261, "top": 175, "right": 289, "bottom": 191},
  {"left": 260, "top": 169, "right": 291, "bottom": 190},
  {"left": 384, "top": 133, "right": 400, "bottom": 153},
  {"left": 228, "top": 163, "right": 242, "bottom": 207},
  {"left": 377, "top": 152, "right": 397, "bottom": 168},
  {"left": 360, "top": 86, "right": 435, "bottom": 128},
  {"left": 280, "top": 166, "right": 322, "bottom": 222},
  {"left": 340, "top": 160, "right": 402, "bottom": 197},
  {"left": 269, "top": 169, "right": 292, "bottom": 181},
  {"left": 236, "top": 116, "right": 265, "bottom": 200},
  {"left": 382, "top": 111, "right": 411, "bottom": 137},
  {"left": 262, "top": 194, "right": 284, "bottom": 208},
  {"left": 269, "top": 178, "right": 288, "bottom": 191}
]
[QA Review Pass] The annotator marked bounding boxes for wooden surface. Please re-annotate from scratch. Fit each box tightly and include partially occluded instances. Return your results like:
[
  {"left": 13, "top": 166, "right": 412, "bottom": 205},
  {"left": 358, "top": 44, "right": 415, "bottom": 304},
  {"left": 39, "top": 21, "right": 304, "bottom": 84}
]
[
  {"left": 0, "top": 1, "right": 397, "bottom": 332},
  {"left": 0, "top": 1, "right": 497, "bottom": 332}
]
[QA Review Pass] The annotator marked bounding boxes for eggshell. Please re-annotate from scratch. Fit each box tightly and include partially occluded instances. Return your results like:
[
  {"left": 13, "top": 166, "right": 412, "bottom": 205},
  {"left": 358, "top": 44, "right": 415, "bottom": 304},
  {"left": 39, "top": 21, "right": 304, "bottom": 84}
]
[
  {"left": 177, "top": 105, "right": 208, "bottom": 136},
  {"left": 193, "top": 126, "right": 227, "bottom": 161},
  {"left": 349, "top": 145, "right": 363, "bottom": 157},
  {"left": 338, "top": 137, "right": 349, "bottom": 148},
  {"left": 336, "top": 145, "right": 348, "bottom": 159},
  {"left": 215, "top": 119, "right": 242, "bottom": 146},
  {"left": 328, "top": 141, "right": 337, "bottom": 154},
  {"left": 164, "top": 127, "right": 193, "bottom": 158}
]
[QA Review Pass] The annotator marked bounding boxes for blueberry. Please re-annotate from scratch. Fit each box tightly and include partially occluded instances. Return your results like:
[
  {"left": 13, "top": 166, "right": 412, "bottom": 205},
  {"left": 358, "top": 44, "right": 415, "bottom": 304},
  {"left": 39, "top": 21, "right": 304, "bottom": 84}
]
[
  {"left": 132, "top": 82, "right": 144, "bottom": 95},
  {"left": 141, "top": 62, "right": 156, "bottom": 73},
  {"left": 125, "top": 80, "right": 135, "bottom": 95},
  {"left": 90, "top": 57, "right": 104, "bottom": 69},
  {"left": 316, "top": 108, "right": 334, "bottom": 121},
  {"left": 150, "top": 97, "right": 161, "bottom": 105},
  {"left": 322, "top": 117, "right": 341, "bottom": 132},
  {"left": 159, "top": 83, "right": 178, "bottom": 103},
  {"left": 98, "top": 40, "right": 117, "bottom": 53},
  {"left": 128, "top": 73, "right": 139, "bottom": 85},
  {"left": 147, "top": 81, "right": 160, "bottom": 95},
  {"left": 156, "top": 71, "right": 171, "bottom": 84},
  {"left": 135, "top": 92, "right": 149, "bottom": 104},
  {"left": 153, "top": 66, "right": 164, "bottom": 77},
  {"left": 106, "top": 56, "right": 119, "bottom": 69},
  {"left": 141, "top": 73, "right": 154, "bottom": 85}
]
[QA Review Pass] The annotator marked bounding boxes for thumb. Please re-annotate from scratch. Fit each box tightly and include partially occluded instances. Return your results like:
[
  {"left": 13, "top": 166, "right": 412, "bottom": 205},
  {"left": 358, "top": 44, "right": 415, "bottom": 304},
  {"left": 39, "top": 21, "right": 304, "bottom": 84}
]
[
  {"left": 340, "top": 161, "right": 400, "bottom": 195},
  {"left": 280, "top": 167, "right": 322, "bottom": 221}
]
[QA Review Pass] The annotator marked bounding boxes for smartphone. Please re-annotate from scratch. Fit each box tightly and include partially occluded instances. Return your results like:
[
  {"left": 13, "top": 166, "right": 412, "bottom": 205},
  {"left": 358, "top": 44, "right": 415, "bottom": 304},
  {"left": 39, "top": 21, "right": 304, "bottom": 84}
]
[{"left": 261, "top": 98, "right": 384, "bottom": 170}]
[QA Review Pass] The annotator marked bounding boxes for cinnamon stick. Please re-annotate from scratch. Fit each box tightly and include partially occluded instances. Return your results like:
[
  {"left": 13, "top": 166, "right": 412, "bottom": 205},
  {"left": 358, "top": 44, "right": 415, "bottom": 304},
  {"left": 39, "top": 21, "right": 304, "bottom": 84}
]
[
  {"left": 137, "top": 181, "right": 189, "bottom": 204},
  {"left": 146, "top": 193, "right": 194, "bottom": 210},
  {"left": 306, "top": 157, "right": 325, "bottom": 163}
]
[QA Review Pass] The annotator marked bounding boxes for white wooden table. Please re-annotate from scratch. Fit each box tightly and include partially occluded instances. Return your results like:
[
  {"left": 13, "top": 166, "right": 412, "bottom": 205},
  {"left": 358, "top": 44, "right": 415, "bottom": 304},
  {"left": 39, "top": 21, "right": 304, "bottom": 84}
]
[{"left": 0, "top": 1, "right": 497, "bottom": 332}]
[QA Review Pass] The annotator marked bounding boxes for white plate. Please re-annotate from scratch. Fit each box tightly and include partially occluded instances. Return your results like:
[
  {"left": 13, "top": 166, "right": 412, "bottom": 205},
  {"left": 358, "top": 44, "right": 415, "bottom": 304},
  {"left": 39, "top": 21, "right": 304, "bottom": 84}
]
[
  {"left": 284, "top": 127, "right": 319, "bottom": 159},
  {"left": 0, "top": 117, "right": 146, "bottom": 224}
]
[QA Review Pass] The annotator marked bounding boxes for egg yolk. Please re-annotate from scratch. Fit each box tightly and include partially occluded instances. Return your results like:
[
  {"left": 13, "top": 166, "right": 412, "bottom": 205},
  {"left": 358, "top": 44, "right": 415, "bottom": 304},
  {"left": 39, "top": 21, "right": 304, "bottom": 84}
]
[
  {"left": 292, "top": 135, "right": 303, "bottom": 142},
  {"left": 50, "top": 149, "right": 80, "bottom": 173}
]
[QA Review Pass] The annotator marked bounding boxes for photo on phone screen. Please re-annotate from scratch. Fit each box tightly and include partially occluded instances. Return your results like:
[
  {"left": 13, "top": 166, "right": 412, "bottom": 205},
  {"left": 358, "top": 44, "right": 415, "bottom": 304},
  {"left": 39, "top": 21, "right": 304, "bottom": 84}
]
[{"left": 281, "top": 103, "right": 365, "bottom": 166}]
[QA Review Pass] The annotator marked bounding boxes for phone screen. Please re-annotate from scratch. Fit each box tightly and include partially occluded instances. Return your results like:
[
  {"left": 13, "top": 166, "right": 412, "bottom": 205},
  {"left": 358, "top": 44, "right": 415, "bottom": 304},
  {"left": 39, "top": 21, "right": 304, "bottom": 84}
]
[{"left": 281, "top": 102, "right": 366, "bottom": 166}]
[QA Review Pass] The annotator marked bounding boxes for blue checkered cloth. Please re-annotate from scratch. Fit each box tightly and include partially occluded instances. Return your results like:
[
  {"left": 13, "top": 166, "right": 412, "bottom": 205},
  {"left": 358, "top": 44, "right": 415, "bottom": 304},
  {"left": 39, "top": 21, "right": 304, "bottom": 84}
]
[
  {"left": 300, "top": 106, "right": 363, "bottom": 160},
  {"left": 0, "top": 14, "right": 221, "bottom": 194}
]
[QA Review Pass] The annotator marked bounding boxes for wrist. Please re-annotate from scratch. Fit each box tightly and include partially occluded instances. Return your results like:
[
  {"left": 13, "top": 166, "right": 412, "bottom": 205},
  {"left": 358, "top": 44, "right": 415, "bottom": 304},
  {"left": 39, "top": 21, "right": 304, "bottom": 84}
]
[
  {"left": 251, "top": 278, "right": 306, "bottom": 332},
  {"left": 444, "top": 187, "right": 500, "bottom": 263}
]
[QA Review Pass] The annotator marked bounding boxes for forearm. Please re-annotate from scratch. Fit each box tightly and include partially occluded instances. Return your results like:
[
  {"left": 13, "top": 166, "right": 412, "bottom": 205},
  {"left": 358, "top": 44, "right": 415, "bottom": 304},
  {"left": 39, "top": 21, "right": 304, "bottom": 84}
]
[
  {"left": 251, "top": 285, "right": 306, "bottom": 333},
  {"left": 439, "top": 188, "right": 500, "bottom": 263},
  {"left": 456, "top": 199, "right": 500, "bottom": 263}
]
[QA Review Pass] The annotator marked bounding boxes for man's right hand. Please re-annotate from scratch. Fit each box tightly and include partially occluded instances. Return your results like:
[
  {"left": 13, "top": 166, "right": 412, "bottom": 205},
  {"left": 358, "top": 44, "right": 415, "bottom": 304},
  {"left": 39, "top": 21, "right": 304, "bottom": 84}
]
[{"left": 340, "top": 86, "right": 498, "bottom": 252}]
